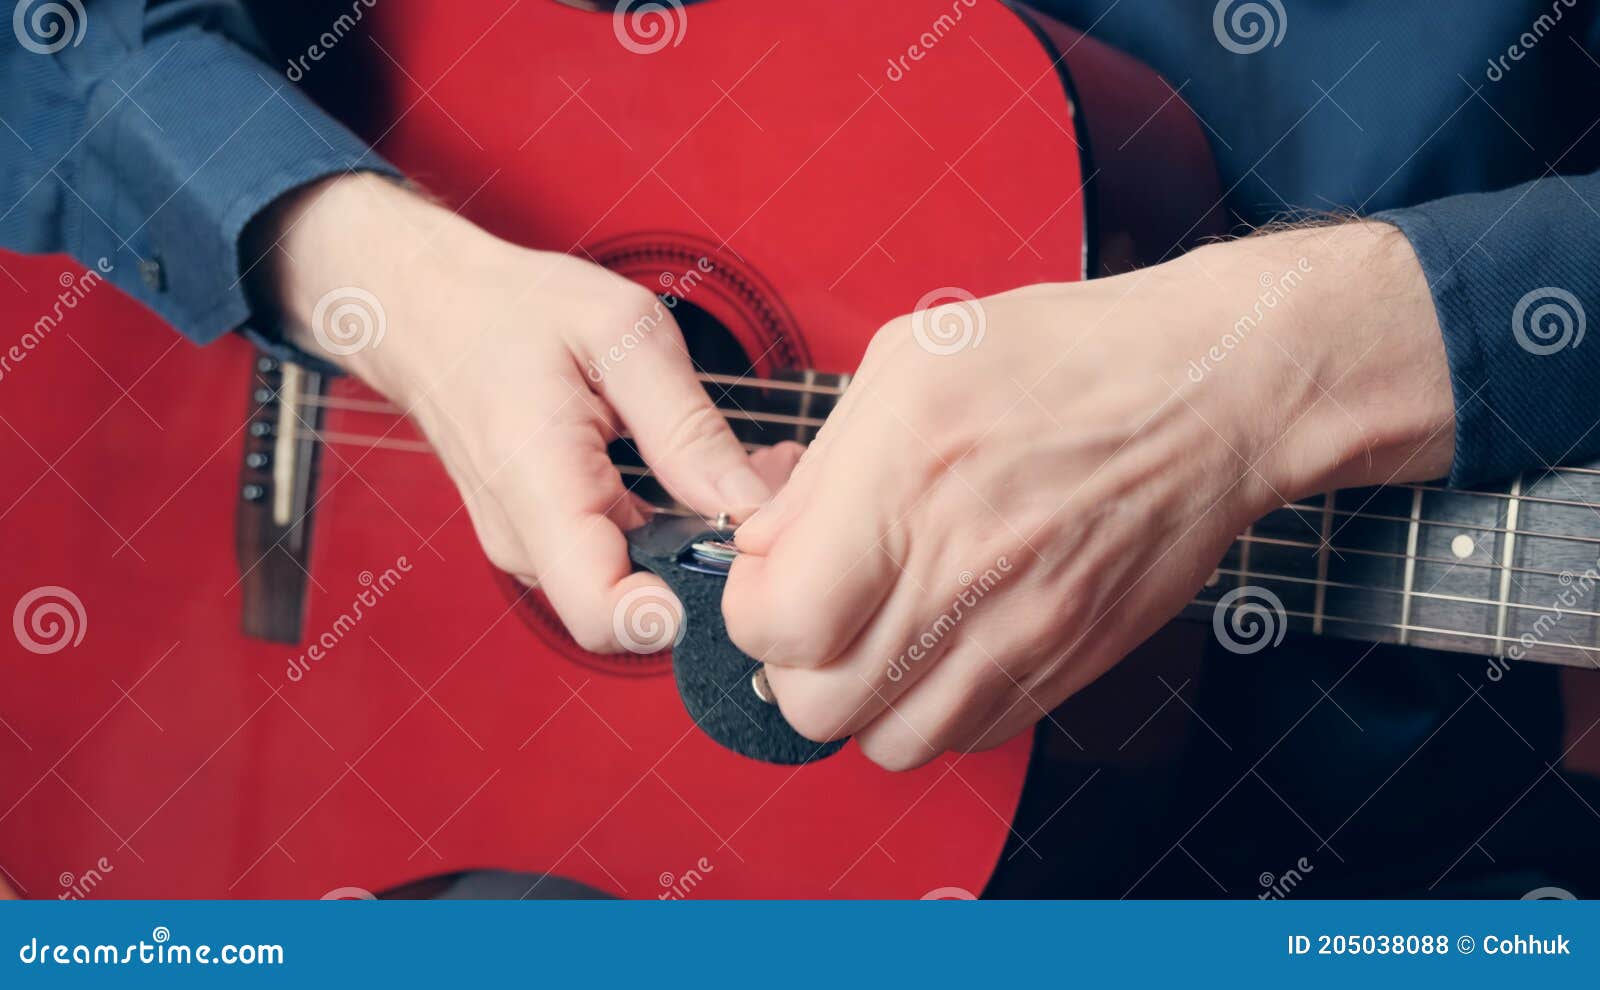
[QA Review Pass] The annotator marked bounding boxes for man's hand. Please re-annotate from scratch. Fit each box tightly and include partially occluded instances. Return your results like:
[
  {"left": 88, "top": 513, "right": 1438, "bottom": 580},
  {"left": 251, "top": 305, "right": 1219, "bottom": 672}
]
[
  {"left": 723, "top": 223, "right": 1455, "bottom": 771},
  {"left": 248, "top": 174, "right": 792, "bottom": 652}
]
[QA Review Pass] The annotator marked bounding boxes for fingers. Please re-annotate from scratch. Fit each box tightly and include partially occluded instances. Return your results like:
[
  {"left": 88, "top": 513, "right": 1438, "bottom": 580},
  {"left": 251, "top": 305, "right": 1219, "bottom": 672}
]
[
  {"left": 721, "top": 437, "right": 899, "bottom": 669},
  {"left": 852, "top": 645, "right": 1016, "bottom": 771},
  {"left": 502, "top": 408, "right": 684, "bottom": 654},
  {"left": 748, "top": 440, "right": 805, "bottom": 491},
  {"left": 755, "top": 570, "right": 971, "bottom": 741},
  {"left": 589, "top": 313, "right": 772, "bottom": 521}
]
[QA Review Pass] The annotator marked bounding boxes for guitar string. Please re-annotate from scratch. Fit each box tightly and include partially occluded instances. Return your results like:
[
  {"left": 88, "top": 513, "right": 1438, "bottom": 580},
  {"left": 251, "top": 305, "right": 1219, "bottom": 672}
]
[
  {"left": 534, "top": 492, "right": 1600, "bottom": 662},
  {"left": 1202, "top": 600, "right": 1600, "bottom": 663},
  {"left": 636, "top": 498, "right": 1600, "bottom": 663},
  {"left": 1232, "top": 532, "right": 1579, "bottom": 582},
  {"left": 301, "top": 430, "right": 1588, "bottom": 656},
  {"left": 289, "top": 396, "right": 1600, "bottom": 516},
  {"left": 1205, "top": 566, "right": 1600, "bottom": 621},
  {"left": 301, "top": 430, "right": 1600, "bottom": 663},
  {"left": 1276, "top": 502, "right": 1600, "bottom": 548},
  {"left": 302, "top": 429, "right": 1600, "bottom": 570}
]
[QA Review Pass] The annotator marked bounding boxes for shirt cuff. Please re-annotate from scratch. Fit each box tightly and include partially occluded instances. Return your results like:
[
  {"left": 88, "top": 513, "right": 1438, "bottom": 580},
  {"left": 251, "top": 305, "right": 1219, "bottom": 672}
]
[
  {"left": 1375, "top": 174, "right": 1600, "bottom": 487},
  {"left": 69, "top": 27, "right": 400, "bottom": 345}
]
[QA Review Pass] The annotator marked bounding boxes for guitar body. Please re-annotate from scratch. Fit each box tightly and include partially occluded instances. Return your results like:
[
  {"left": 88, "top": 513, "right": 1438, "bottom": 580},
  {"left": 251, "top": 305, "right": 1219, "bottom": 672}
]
[{"left": 0, "top": 0, "right": 1219, "bottom": 898}]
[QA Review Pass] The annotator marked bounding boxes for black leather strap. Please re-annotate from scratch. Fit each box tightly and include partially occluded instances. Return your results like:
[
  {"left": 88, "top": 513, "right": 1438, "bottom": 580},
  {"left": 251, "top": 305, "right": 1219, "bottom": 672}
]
[{"left": 627, "top": 515, "right": 846, "bottom": 765}]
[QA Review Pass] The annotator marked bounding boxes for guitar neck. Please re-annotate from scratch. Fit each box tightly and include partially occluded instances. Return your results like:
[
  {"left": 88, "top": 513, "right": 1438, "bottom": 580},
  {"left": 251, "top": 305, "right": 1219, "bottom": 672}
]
[
  {"left": 1189, "top": 470, "right": 1600, "bottom": 670},
  {"left": 628, "top": 370, "right": 1600, "bottom": 671}
]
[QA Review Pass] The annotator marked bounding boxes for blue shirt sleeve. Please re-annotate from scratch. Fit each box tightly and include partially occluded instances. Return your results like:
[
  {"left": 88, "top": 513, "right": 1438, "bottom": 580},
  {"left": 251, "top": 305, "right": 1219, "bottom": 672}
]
[
  {"left": 1376, "top": 171, "right": 1600, "bottom": 486},
  {"left": 0, "top": 0, "right": 400, "bottom": 344}
]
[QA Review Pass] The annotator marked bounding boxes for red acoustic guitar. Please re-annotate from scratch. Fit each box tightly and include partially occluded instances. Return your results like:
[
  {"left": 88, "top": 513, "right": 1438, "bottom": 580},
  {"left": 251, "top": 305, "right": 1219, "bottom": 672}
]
[{"left": 0, "top": 0, "right": 1220, "bottom": 898}]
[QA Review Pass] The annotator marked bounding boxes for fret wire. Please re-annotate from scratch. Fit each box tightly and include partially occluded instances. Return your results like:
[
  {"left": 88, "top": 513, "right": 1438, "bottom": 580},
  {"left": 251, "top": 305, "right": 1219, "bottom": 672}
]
[
  {"left": 1399, "top": 487, "right": 1422, "bottom": 646},
  {"left": 1496, "top": 477, "right": 1522, "bottom": 653},
  {"left": 794, "top": 369, "right": 819, "bottom": 445},
  {"left": 1312, "top": 492, "right": 1334, "bottom": 635}
]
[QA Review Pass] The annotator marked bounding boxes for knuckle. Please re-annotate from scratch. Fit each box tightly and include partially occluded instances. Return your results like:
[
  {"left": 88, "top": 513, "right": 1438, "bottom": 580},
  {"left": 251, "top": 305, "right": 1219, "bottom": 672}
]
[
  {"left": 605, "top": 286, "right": 677, "bottom": 345},
  {"left": 660, "top": 401, "right": 730, "bottom": 459},
  {"left": 480, "top": 536, "right": 527, "bottom": 576},
  {"left": 864, "top": 317, "right": 913, "bottom": 364}
]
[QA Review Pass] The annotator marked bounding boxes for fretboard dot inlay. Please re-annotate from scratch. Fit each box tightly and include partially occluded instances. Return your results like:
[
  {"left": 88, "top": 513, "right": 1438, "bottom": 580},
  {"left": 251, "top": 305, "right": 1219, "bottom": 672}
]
[{"left": 1450, "top": 533, "right": 1475, "bottom": 559}]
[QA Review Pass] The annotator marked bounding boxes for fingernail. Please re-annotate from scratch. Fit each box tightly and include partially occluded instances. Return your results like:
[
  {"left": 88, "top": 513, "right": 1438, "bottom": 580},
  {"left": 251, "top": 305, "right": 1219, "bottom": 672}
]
[{"left": 717, "top": 466, "right": 772, "bottom": 513}]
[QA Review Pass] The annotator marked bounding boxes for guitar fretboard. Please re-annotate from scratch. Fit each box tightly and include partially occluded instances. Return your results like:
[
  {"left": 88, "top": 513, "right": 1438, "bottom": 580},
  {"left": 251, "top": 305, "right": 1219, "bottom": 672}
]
[{"left": 1187, "top": 470, "right": 1600, "bottom": 669}]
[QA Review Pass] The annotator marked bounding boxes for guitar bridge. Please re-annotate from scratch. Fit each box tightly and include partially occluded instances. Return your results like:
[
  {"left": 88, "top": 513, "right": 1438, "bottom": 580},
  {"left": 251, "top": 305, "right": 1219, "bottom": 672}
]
[{"left": 234, "top": 352, "right": 328, "bottom": 644}]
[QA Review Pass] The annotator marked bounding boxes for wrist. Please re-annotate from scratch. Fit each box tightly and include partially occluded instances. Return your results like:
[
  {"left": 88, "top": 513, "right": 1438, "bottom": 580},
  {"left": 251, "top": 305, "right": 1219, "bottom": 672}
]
[
  {"left": 1180, "top": 222, "right": 1455, "bottom": 509},
  {"left": 243, "top": 173, "right": 477, "bottom": 397}
]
